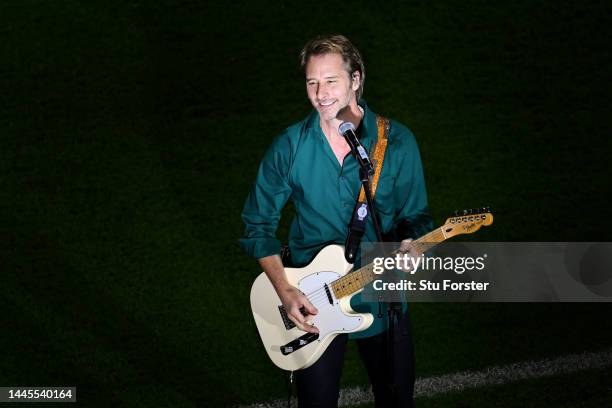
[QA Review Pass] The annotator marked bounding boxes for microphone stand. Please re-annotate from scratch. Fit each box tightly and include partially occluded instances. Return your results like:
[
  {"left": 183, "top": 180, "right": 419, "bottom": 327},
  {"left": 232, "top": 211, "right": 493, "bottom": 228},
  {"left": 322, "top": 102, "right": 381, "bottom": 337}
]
[
  {"left": 350, "top": 141, "right": 402, "bottom": 405},
  {"left": 358, "top": 167, "right": 383, "bottom": 244}
]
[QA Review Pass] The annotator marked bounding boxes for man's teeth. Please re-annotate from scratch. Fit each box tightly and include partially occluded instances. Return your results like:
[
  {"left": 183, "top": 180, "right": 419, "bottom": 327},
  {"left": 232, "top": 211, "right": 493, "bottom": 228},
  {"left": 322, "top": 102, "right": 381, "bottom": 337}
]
[{"left": 320, "top": 101, "right": 334, "bottom": 106}]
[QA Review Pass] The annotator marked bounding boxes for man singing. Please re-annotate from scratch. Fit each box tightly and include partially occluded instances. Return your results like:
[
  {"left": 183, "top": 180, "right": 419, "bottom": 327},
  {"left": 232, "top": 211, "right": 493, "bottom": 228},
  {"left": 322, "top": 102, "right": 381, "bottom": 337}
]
[{"left": 241, "top": 34, "right": 432, "bottom": 408}]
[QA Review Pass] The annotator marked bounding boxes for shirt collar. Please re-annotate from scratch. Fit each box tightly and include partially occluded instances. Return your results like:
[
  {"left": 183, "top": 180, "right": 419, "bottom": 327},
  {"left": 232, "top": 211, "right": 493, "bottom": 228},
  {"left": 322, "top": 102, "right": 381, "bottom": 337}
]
[
  {"left": 305, "top": 100, "right": 377, "bottom": 147},
  {"left": 358, "top": 100, "right": 377, "bottom": 146}
]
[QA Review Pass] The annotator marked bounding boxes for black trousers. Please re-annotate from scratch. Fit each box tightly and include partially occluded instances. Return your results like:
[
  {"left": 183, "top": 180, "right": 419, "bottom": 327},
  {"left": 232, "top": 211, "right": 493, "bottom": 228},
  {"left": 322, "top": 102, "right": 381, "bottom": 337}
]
[{"left": 295, "top": 309, "right": 415, "bottom": 408}]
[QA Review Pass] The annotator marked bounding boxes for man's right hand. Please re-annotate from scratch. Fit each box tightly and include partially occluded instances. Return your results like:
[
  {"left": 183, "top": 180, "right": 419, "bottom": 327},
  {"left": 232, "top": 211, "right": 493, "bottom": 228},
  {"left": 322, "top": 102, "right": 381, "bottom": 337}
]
[
  {"left": 258, "top": 254, "right": 319, "bottom": 334},
  {"left": 278, "top": 285, "right": 319, "bottom": 334}
]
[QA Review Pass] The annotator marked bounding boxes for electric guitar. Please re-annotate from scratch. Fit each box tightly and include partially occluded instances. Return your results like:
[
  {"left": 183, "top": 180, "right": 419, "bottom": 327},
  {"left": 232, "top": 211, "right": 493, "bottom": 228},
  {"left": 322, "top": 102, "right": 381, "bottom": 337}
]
[{"left": 250, "top": 208, "right": 493, "bottom": 370}]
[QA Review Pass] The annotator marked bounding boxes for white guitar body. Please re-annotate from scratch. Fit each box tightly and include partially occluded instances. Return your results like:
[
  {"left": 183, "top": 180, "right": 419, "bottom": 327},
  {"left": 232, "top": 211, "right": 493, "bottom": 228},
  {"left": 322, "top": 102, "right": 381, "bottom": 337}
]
[{"left": 250, "top": 245, "right": 373, "bottom": 371}]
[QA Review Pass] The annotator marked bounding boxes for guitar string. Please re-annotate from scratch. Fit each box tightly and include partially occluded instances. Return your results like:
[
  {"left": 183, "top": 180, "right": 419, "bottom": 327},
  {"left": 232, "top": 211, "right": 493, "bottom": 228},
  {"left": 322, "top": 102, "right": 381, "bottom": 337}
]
[
  {"left": 292, "top": 225, "right": 464, "bottom": 311},
  {"left": 303, "top": 265, "right": 377, "bottom": 307},
  {"left": 306, "top": 265, "right": 372, "bottom": 301},
  {"left": 279, "top": 219, "right": 488, "bottom": 330},
  {"left": 301, "top": 235, "right": 432, "bottom": 307},
  {"left": 284, "top": 220, "right": 486, "bottom": 320},
  {"left": 303, "top": 265, "right": 384, "bottom": 313},
  {"left": 301, "top": 273, "right": 358, "bottom": 307},
  {"left": 302, "top": 228, "right": 444, "bottom": 305}
]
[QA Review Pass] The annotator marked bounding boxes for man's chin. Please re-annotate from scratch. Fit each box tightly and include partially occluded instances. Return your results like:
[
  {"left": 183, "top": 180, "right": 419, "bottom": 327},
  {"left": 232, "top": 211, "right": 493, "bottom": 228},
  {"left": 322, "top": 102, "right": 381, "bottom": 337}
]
[{"left": 318, "top": 110, "right": 340, "bottom": 122}]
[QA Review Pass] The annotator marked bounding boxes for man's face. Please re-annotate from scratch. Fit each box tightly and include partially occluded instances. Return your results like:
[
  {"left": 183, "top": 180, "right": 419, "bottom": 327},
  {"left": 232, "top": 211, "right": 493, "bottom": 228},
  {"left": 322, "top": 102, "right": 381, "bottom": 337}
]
[{"left": 305, "top": 53, "right": 360, "bottom": 123}]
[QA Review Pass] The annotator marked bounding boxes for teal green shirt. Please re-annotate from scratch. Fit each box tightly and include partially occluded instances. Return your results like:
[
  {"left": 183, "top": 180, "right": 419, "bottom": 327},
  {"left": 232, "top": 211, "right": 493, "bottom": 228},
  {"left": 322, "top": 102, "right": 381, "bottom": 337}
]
[{"left": 240, "top": 102, "right": 432, "bottom": 337}]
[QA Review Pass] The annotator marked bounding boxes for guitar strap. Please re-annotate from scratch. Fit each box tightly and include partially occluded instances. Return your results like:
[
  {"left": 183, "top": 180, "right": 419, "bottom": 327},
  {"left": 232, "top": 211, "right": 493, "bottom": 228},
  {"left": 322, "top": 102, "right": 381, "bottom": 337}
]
[{"left": 344, "top": 115, "right": 390, "bottom": 263}]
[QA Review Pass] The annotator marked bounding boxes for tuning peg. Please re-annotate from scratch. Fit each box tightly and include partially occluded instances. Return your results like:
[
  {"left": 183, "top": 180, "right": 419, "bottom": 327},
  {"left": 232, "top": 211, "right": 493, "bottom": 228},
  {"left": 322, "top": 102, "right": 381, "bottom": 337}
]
[
  {"left": 454, "top": 210, "right": 459, "bottom": 217},
  {"left": 462, "top": 209, "right": 469, "bottom": 216}
]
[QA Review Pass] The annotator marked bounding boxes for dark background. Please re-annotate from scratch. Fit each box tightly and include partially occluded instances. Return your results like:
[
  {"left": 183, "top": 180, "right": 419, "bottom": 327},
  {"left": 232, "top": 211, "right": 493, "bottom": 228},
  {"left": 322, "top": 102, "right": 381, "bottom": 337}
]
[{"left": 2, "top": 1, "right": 611, "bottom": 406}]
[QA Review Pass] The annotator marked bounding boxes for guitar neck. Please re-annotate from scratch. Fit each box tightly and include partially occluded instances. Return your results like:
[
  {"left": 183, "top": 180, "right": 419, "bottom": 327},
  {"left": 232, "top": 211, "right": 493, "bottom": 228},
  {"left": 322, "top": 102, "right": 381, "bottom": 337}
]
[{"left": 330, "top": 227, "right": 448, "bottom": 299}]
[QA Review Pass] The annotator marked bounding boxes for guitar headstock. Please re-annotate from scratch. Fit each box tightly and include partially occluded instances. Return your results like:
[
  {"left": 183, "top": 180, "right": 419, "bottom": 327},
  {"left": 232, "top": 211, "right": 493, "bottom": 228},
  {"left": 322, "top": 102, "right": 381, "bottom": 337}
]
[{"left": 441, "top": 207, "right": 494, "bottom": 238}]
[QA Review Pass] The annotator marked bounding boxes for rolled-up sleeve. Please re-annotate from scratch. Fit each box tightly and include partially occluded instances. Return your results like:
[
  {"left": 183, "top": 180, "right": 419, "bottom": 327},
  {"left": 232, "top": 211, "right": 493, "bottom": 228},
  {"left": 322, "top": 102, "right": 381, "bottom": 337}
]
[{"left": 239, "top": 133, "right": 292, "bottom": 259}]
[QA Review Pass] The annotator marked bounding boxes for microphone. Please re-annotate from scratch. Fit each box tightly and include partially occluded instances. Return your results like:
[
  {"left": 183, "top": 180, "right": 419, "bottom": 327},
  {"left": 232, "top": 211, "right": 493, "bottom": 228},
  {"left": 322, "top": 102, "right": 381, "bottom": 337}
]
[{"left": 339, "top": 121, "right": 374, "bottom": 176}]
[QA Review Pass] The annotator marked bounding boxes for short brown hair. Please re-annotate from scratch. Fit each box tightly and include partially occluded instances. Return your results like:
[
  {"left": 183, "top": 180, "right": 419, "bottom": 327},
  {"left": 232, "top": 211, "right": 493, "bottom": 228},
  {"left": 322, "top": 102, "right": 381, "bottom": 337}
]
[{"left": 300, "top": 34, "right": 366, "bottom": 100}]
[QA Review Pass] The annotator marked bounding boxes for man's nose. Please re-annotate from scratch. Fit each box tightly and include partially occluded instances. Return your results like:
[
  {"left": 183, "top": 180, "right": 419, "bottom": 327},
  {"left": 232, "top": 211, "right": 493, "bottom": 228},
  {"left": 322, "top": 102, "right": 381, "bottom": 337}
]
[{"left": 316, "top": 83, "right": 328, "bottom": 100}]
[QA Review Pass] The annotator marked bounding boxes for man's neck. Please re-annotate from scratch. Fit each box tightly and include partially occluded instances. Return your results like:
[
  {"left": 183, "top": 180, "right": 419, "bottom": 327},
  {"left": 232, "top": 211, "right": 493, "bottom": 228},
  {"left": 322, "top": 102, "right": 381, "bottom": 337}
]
[{"left": 319, "top": 103, "right": 364, "bottom": 142}]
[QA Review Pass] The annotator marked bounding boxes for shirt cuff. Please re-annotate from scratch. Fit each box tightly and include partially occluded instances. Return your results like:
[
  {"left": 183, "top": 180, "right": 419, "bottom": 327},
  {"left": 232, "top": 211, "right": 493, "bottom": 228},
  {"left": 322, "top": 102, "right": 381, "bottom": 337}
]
[{"left": 239, "top": 236, "right": 282, "bottom": 259}]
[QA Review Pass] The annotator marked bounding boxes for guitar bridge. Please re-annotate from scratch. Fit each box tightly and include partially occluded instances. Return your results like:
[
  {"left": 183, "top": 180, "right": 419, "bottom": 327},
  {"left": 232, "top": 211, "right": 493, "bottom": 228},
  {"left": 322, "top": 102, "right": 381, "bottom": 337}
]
[
  {"left": 278, "top": 305, "right": 309, "bottom": 330},
  {"left": 278, "top": 305, "right": 295, "bottom": 330}
]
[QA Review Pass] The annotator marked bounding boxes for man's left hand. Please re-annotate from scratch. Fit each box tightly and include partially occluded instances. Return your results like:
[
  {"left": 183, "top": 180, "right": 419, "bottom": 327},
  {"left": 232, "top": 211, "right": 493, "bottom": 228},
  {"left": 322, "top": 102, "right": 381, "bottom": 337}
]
[{"left": 396, "top": 238, "right": 420, "bottom": 273}]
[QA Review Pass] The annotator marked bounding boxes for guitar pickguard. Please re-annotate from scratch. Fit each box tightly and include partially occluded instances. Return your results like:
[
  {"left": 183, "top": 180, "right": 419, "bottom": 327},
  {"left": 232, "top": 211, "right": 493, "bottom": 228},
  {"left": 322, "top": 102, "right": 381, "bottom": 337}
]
[{"left": 297, "top": 271, "right": 365, "bottom": 337}]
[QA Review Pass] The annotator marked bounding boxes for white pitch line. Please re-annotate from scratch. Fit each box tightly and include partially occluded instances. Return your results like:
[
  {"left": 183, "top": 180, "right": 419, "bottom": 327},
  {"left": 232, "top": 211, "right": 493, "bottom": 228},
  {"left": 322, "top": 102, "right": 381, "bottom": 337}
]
[{"left": 239, "top": 347, "right": 612, "bottom": 408}]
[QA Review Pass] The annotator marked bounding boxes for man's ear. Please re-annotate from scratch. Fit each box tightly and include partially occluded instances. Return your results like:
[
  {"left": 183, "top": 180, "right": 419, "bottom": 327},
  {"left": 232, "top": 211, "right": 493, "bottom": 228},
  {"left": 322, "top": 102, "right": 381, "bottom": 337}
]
[{"left": 351, "top": 71, "right": 361, "bottom": 91}]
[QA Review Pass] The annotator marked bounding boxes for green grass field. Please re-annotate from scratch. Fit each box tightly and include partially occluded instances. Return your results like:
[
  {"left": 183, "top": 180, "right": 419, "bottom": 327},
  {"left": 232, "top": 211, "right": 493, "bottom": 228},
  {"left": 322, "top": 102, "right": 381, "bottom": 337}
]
[
  {"left": 2, "top": 0, "right": 612, "bottom": 406},
  {"left": 350, "top": 366, "right": 612, "bottom": 408}
]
